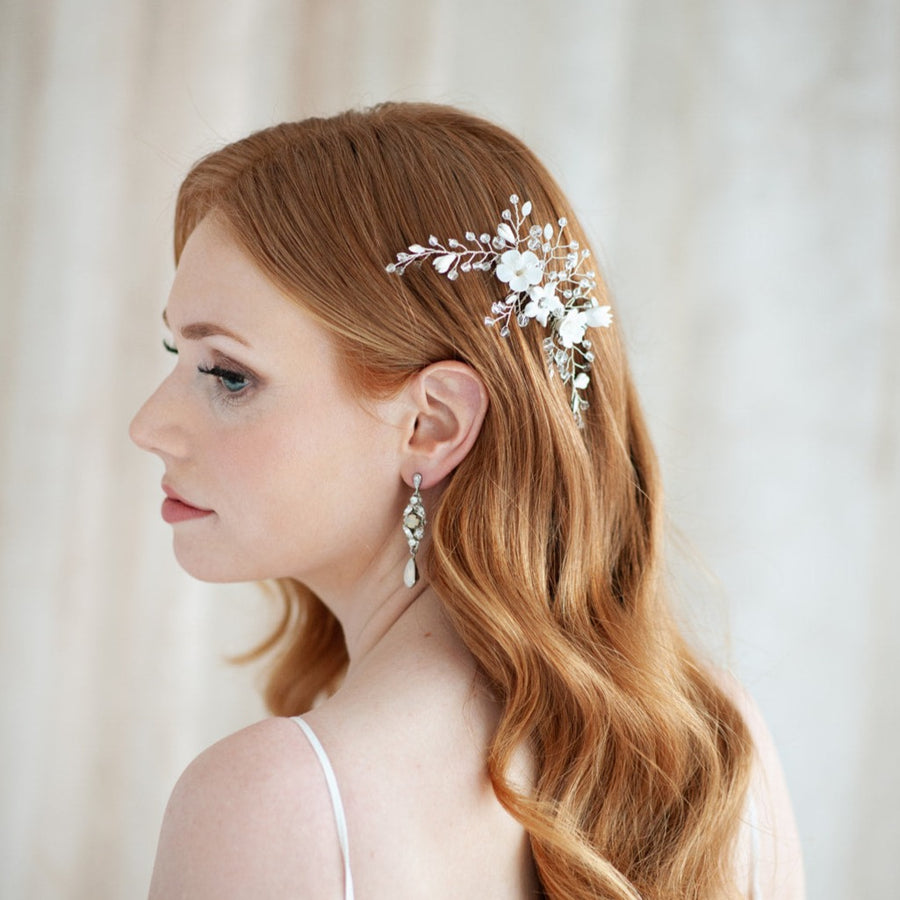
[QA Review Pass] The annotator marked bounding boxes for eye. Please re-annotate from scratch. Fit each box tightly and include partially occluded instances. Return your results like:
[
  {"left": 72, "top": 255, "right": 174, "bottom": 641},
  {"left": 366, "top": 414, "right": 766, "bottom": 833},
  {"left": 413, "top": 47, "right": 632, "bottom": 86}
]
[
  {"left": 163, "top": 339, "right": 178, "bottom": 354},
  {"left": 197, "top": 364, "right": 251, "bottom": 394}
]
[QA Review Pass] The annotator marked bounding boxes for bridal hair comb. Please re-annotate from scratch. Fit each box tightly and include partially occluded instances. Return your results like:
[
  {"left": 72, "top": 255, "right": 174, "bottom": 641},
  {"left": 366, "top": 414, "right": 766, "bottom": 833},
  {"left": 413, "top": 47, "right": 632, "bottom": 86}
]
[{"left": 386, "top": 195, "right": 612, "bottom": 426}]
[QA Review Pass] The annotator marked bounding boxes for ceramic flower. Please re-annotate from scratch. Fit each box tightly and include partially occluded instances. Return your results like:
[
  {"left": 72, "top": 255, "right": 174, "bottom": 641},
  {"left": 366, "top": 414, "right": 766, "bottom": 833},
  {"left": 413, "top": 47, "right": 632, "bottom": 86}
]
[
  {"left": 523, "top": 282, "right": 564, "bottom": 326},
  {"left": 558, "top": 309, "right": 589, "bottom": 348},
  {"left": 585, "top": 304, "right": 613, "bottom": 329},
  {"left": 496, "top": 249, "right": 543, "bottom": 292},
  {"left": 573, "top": 372, "right": 591, "bottom": 390}
]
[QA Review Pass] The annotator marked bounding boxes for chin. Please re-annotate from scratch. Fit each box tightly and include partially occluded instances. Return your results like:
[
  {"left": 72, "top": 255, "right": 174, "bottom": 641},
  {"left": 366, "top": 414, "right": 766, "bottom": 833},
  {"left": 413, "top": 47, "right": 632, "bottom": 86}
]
[{"left": 172, "top": 541, "right": 265, "bottom": 584}]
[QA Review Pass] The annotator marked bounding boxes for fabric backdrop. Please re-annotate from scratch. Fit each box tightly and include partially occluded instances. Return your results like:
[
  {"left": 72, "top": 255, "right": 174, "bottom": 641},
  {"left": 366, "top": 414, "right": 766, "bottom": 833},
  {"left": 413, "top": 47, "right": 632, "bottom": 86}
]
[{"left": 1, "top": 0, "right": 897, "bottom": 897}]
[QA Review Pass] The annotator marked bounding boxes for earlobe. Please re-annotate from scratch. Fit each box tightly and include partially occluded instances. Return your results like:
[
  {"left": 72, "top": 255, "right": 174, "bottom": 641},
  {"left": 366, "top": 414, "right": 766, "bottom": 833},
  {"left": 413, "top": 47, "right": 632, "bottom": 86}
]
[{"left": 403, "top": 361, "right": 488, "bottom": 487}]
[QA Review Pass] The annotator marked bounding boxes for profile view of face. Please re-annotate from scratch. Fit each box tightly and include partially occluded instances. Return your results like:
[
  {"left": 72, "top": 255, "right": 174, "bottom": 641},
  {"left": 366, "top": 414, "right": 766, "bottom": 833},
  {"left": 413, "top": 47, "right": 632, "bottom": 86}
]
[{"left": 129, "top": 217, "right": 402, "bottom": 590}]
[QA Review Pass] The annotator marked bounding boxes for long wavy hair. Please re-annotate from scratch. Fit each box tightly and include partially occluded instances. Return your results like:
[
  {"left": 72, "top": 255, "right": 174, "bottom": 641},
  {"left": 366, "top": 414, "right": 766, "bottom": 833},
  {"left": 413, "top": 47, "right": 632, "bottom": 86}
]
[{"left": 173, "top": 102, "right": 753, "bottom": 899}]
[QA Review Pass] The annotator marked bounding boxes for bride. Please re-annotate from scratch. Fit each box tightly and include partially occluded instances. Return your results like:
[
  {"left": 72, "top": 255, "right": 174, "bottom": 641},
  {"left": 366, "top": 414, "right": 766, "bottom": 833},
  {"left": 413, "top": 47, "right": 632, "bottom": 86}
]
[{"left": 130, "top": 102, "right": 804, "bottom": 899}]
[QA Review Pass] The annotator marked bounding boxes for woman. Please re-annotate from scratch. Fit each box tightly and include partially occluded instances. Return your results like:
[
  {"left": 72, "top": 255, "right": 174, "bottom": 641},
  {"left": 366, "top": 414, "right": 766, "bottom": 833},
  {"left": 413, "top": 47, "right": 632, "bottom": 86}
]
[{"left": 130, "top": 102, "right": 804, "bottom": 899}]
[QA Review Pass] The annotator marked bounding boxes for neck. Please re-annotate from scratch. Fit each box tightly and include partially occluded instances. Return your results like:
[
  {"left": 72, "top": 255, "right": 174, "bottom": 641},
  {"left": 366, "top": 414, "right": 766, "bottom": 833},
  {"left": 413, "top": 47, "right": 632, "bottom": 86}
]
[
  {"left": 344, "top": 581, "right": 473, "bottom": 686},
  {"left": 287, "top": 494, "right": 424, "bottom": 650},
  {"left": 344, "top": 577, "right": 435, "bottom": 670},
  {"left": 298, "top": 532, "right": 463, "bottom": 677}
]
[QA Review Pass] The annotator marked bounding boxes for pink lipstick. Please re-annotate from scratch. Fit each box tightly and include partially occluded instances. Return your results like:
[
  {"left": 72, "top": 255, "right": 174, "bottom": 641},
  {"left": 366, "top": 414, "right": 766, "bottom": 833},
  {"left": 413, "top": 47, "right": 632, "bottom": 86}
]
[{"left": 161, "top": 485, "right": 214, "bottom": 524}]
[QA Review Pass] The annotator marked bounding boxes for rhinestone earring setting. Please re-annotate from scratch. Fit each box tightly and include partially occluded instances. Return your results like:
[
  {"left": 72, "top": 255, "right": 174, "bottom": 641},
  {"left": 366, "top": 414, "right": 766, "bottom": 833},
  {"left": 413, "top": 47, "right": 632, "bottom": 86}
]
[{"left": 401, "top": 473, "right": 426, "bottom": 588}]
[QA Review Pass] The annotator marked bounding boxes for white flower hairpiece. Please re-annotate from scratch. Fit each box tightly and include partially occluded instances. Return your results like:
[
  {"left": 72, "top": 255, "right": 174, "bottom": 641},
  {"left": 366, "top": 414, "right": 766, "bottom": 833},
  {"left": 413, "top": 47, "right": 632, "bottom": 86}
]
[{"left": 385, "top": 194, "right": 612, "bottom": 426}]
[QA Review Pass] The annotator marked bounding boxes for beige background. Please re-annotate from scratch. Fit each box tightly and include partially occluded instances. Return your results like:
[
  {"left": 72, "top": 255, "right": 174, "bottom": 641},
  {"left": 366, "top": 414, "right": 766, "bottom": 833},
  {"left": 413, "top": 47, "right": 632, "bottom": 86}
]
[{"left": 1, "top": 0, "right": 898, "bottom": 897}]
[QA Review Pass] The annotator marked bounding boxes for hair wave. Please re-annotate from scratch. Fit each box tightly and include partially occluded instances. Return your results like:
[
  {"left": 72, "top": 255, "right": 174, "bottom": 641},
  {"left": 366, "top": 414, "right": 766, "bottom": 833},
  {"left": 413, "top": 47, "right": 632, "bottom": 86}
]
[{"left": 173, "top": 102, "right": 753, "bottom": 899}]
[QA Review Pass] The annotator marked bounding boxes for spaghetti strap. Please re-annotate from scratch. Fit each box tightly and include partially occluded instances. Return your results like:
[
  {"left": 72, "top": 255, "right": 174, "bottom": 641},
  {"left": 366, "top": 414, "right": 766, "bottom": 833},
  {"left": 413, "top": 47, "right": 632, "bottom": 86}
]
[{"left": 292, "top": 717, "right": 355, "bottom": 900}]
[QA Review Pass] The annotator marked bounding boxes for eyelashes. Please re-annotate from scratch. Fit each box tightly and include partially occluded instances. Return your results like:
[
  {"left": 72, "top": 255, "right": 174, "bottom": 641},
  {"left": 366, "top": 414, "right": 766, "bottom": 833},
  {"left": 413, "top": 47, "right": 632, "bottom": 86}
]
[
  {"left": 197, "top": 364, "right": 251, "bottom": 394},
  {"left": 162, "top": 339, "right": 254, "bottom": 399}
]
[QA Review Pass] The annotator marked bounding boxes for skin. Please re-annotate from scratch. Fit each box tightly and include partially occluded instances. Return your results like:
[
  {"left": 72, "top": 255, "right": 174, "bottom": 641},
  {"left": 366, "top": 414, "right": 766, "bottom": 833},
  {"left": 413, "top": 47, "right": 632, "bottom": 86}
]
[{"left": 130, "top": 216, "right": 538, "bottom": 898}]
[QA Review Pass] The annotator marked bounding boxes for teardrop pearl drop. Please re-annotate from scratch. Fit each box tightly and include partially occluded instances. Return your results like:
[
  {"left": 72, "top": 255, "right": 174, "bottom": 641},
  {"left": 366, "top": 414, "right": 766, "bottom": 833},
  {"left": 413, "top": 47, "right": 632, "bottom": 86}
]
[{"left": 403, "top": 556, "right": 418, "bottom": 588}]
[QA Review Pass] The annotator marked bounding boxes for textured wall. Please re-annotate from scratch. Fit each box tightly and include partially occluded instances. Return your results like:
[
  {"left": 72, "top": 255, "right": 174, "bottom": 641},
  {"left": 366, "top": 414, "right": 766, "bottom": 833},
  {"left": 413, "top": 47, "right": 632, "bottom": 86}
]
[{"left": 1, "top": 0, "right": 897, "bottom": 896}]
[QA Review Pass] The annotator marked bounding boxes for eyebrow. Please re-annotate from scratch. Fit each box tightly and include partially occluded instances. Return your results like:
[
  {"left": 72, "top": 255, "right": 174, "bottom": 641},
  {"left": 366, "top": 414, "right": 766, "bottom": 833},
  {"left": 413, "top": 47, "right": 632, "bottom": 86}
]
[{"left": 162, "top": 309, "right": 250, "bottom": 347}]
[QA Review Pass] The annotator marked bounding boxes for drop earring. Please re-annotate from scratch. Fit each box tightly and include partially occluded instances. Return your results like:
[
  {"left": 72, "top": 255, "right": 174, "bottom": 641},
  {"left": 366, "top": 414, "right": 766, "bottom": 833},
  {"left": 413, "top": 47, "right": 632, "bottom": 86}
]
[{"left": 401, "top": 473, "right": 426, "bottom": 588}]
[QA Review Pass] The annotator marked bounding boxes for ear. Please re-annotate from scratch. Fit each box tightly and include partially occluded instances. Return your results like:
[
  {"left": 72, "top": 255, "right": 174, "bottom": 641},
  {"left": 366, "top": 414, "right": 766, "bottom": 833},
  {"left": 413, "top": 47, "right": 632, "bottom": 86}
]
[{"left": 401, "top": 361, "right": 488, "bottom": 488}]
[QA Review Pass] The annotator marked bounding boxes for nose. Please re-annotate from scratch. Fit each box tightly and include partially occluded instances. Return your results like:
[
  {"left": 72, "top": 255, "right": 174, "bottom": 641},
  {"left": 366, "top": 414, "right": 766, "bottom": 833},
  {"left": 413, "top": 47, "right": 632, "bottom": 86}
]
[{"left": 129, "top": 374, "right": 189, "bottom": 459}]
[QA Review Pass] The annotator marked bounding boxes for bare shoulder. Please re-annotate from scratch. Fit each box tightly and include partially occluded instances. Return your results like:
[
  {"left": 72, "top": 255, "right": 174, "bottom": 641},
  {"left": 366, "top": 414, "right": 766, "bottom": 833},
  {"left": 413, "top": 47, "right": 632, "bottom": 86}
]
[
  {"left": 715, "top": 670, "right": 806, "bottom": 899},
  {"left": 148, "top": 717, "right": 344, "bottom": 900}
]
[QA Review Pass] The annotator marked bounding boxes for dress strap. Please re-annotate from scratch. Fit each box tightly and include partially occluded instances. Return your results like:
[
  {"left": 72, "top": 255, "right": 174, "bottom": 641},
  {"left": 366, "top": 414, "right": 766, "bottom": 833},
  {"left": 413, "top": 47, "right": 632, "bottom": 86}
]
[{"left": 292, "top": 717, "right": 355, "bottom": 900}]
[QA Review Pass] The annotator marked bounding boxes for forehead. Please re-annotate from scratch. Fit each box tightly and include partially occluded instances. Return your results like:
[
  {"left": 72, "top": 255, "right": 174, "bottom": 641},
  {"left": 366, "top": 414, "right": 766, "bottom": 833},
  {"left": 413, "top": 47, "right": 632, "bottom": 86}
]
[
  {"left": 165, "top": 216, "right": 327, "bottom": 355},
  {"left": 169, "top": 217, "right": 276, "bottom": 318}
]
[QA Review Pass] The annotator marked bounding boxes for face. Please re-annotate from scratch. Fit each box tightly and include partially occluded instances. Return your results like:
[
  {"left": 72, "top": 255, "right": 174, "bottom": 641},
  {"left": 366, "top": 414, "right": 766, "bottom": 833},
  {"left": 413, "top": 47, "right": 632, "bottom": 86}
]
[{"left": 130, "top": 216, "right": 405, "bottom": 589}]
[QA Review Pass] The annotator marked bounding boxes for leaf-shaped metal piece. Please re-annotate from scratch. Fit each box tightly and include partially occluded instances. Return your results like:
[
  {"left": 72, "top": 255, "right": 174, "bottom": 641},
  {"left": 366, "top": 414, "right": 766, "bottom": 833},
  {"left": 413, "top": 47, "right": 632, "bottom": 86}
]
[
  {"left": 433, "top": 254, "right": 456, "bottom": 273},
  {"left": 497, "top": 222, "right": 516, "bottom": 245}
]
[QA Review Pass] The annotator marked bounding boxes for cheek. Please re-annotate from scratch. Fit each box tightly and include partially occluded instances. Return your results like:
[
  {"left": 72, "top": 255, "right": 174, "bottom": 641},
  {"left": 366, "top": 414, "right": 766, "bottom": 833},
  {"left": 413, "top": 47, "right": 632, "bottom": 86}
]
[
  {"left": 190, "top": 386, "right": 402, "bottom": 584},
  {"left": 213, "top": 419, "right": 309, "bottom": 515},
  {"left": 212, "top": 409, "right": 389, "bottom": 542}
]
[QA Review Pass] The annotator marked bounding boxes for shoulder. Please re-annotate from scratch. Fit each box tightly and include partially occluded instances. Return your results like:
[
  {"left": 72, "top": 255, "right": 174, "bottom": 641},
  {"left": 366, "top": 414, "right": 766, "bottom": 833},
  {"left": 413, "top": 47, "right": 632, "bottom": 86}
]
[
  {"left": 715, "top": 670, "right": 806, "bottom": 899},
  {"left": 148, "top": 717, "right": 344, "bottom": 900}
]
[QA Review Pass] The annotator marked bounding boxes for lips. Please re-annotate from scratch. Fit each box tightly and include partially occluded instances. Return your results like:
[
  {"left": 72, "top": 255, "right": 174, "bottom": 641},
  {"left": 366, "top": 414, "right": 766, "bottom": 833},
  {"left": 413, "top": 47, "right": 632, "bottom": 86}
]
[{"left": 161, "top": 484, "right": 214, "bottom": 524}]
